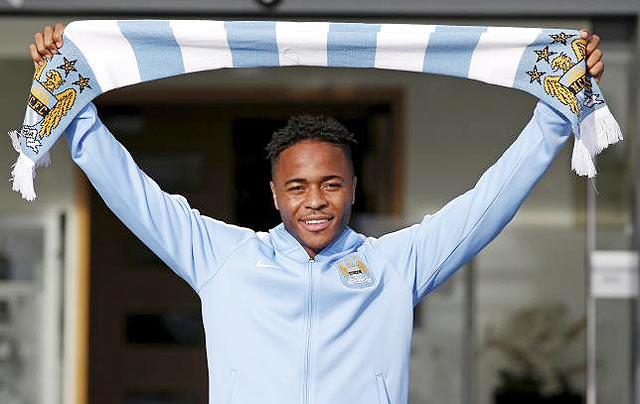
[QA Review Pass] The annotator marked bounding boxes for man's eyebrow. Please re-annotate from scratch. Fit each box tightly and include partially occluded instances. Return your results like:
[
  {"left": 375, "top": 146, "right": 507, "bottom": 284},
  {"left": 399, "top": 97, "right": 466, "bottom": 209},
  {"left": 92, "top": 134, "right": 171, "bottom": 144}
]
[
  {"left": 284, "top": 178, "right": 307, "bottom": 186},
  {"left": 283, "top": 175, "right": 344, "bottom": 186},
  {"left": 321, "top": 175, "right": 344, "bottom": 182}
]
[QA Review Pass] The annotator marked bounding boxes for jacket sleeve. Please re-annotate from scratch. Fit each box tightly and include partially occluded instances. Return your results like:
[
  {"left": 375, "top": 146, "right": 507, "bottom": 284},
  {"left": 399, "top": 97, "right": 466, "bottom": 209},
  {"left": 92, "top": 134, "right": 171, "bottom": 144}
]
[
  {"left": 372, "top": 101, "right": 572, "bottom": 305},
  {"left": 64, "top": 102, "right": 254, "bottom": 293}
]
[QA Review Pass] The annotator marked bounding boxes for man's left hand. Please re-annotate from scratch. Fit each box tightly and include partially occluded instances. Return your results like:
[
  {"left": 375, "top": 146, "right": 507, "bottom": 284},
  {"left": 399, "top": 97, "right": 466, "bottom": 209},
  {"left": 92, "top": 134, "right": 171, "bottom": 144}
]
[{"left": 580, "top": 28, "right": 604, "bottom": 84}]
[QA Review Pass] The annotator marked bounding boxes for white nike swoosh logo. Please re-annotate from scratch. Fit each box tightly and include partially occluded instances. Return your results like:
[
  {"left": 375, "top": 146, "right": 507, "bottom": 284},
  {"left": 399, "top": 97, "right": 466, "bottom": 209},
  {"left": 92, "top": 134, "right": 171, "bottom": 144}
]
[{"left": 256, "top": 260, "right": 279, "bottom": 268}]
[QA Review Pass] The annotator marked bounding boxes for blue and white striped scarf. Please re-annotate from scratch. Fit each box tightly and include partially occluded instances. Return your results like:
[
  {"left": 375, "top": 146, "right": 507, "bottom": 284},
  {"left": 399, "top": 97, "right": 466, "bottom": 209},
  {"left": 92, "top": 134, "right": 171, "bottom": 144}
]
[{"left": 9, "top": 20, "right": 623, "bottom": 200}]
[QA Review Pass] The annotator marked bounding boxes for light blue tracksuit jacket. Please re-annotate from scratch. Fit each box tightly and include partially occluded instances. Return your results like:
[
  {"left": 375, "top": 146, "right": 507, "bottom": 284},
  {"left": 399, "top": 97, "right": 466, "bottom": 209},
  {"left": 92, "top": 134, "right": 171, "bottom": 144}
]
[{"left": 64, "top": 100, "right": 571, "bottom": 404}]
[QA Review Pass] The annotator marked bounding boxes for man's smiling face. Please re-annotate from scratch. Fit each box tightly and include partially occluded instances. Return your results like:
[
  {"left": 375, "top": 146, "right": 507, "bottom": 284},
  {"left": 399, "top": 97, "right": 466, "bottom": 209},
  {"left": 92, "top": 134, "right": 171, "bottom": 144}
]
[{"left": 270, "top": 140, "right": 357, "bottom": 258}]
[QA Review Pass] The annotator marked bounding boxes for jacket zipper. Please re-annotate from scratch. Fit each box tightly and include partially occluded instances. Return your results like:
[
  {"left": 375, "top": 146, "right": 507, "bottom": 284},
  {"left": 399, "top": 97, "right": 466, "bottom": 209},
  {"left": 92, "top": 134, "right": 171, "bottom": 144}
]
[{"left": 303, "top": 257, "right": 315, "bottom": 404}]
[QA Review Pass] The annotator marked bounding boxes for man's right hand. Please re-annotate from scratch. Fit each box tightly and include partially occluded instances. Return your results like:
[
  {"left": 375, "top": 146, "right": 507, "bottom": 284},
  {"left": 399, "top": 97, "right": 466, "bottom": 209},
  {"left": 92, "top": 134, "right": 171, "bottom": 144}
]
[{"left": 30, "top": 23, "right": 65, "bottom": 67}]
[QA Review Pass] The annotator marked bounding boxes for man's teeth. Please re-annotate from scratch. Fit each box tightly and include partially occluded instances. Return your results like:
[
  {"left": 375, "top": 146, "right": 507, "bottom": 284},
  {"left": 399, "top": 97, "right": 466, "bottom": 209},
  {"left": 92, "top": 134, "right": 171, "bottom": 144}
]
[{"left": 305, "top": 219, "right": 328, "bottom": 224}]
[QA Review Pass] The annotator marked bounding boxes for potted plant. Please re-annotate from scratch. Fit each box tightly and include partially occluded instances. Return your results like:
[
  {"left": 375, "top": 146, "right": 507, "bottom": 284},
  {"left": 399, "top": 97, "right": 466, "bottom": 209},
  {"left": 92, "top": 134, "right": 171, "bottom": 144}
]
[{"left": 481, "top": 303, "right": 585, "bottom": 404}]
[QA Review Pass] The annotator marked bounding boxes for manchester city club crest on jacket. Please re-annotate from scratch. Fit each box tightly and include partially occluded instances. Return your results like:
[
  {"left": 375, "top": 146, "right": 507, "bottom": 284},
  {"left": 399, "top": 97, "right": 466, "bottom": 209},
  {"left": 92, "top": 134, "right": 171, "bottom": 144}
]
[{"left": 334, "top": 253, "right": 376, "bottom": 289}]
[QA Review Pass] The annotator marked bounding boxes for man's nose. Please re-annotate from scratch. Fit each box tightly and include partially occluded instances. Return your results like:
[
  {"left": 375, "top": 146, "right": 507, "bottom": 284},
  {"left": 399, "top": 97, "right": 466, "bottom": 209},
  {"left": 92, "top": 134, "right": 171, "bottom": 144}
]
[{"left": 305, "top": 186, "right": 328, "bottom": 210}]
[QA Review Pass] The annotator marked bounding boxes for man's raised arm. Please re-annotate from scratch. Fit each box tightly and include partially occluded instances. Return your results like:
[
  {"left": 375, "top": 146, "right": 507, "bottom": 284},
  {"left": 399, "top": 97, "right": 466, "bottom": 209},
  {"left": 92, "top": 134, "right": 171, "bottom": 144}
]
[
  {"left": 65, "top": 102, "right": 254, "bottom": 293},
  {"left": 373, "top": 101, "right": 571, "bottom": 304}
]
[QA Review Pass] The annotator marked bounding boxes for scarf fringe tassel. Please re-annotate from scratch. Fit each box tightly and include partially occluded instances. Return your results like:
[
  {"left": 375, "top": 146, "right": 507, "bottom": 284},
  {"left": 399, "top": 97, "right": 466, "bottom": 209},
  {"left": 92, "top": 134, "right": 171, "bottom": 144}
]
[
  {"left": 8, "top": 129, "right": 20, "bottom": 153},
  {"left": 36, "top": 151, "right": 51, "bottom": 168},
  {"left": 8, "top": 129, "right": 51, "bottom": 201},
  {"left": 10, "top": 152, "right": 36, "bottom": 201},
  {"left": 572, "top": 105, "right": 623, "bottom": 178}
]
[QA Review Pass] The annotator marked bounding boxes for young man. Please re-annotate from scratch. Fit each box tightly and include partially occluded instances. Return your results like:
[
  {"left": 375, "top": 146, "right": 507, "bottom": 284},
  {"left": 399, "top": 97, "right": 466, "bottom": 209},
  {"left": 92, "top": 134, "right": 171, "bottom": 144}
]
[{"left": 32, "top": 24, "right": 604, "bottom": 404}]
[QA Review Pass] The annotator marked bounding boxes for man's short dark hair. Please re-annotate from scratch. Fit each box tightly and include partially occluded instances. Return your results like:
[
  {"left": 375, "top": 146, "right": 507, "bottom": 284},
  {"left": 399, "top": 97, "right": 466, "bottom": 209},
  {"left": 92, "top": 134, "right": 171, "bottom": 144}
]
[{"left": 266, "top": 115, "right": 358, "bottom": 177}]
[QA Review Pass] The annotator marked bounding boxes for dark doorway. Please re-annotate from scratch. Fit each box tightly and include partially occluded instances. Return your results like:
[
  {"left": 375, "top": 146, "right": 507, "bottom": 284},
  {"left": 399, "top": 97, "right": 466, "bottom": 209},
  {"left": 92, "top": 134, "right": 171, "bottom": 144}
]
[{"left": 231, "top": 103, "right": 393, "bottom": 232}]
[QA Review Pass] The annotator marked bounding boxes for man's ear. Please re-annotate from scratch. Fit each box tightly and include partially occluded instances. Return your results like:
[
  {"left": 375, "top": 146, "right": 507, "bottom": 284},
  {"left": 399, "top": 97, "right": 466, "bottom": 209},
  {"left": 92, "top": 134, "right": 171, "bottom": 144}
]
[
  {"left": 270, "top": 181, "right": 279, "bottom": 210},
  {"left": 351, "top": 176, "right": 357, "bottom": 205}
]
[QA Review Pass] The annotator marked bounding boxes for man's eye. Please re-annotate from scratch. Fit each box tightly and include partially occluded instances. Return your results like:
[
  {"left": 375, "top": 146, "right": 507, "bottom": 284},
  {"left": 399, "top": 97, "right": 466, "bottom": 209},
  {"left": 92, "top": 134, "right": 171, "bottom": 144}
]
[
  {"left": 324, "top": 183, "right": 341, "bottom": 189},
  {"left": 288, "top": 186, "right": 304, "bottom": 192}
]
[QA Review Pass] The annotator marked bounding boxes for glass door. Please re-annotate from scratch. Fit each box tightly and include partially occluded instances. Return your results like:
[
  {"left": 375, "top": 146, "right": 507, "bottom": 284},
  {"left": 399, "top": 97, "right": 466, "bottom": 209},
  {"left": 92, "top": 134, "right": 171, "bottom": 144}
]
[
  {"left": 0, "top": 212, "right": 64, "bottom": 404},
  {"left": 584, "top": 32, "right": 636, "bottom": 404}
]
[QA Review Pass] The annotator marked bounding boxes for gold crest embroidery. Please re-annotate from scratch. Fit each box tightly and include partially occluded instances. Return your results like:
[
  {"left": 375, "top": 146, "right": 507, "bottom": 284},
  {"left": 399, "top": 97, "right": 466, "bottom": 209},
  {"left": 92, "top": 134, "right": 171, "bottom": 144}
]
[{"left": 542, "top": 35, "right": 587, "bottom": 115}]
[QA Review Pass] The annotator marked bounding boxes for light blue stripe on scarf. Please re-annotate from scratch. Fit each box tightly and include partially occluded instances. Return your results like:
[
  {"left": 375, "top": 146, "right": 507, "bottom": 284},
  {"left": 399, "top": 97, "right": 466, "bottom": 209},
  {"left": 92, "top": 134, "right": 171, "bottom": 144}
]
[
  {"left": 424, "top": 26, "right": 487, "bottom": 77},
  {"left": 118, "top": 20, "right": 185, "bottom": 81},
  {"left": 225, "top": 21, "right": 279, "bottom": 67},
  {"left": 327, "top": 23, "right": 381, "bottom": 68}
]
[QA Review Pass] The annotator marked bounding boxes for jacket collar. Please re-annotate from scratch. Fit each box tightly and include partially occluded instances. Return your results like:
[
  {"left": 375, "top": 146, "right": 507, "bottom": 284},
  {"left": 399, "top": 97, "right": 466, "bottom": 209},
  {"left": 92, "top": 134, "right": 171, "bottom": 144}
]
[{"left": 268, "top": 222, "right": 364, "bottom": 263}]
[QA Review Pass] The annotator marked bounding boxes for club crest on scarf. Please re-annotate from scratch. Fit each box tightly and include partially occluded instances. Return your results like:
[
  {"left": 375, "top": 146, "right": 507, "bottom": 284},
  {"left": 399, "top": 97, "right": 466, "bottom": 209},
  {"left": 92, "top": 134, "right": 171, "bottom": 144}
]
[
  {"left": 525, "top": 32, "right": 603, "bottom": 117},
  {"left": 334, "top": 253, "right": 376, "bottom": 289},
  {"left": 18, "top": 55, "right": 88, "bottom": 154}
]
